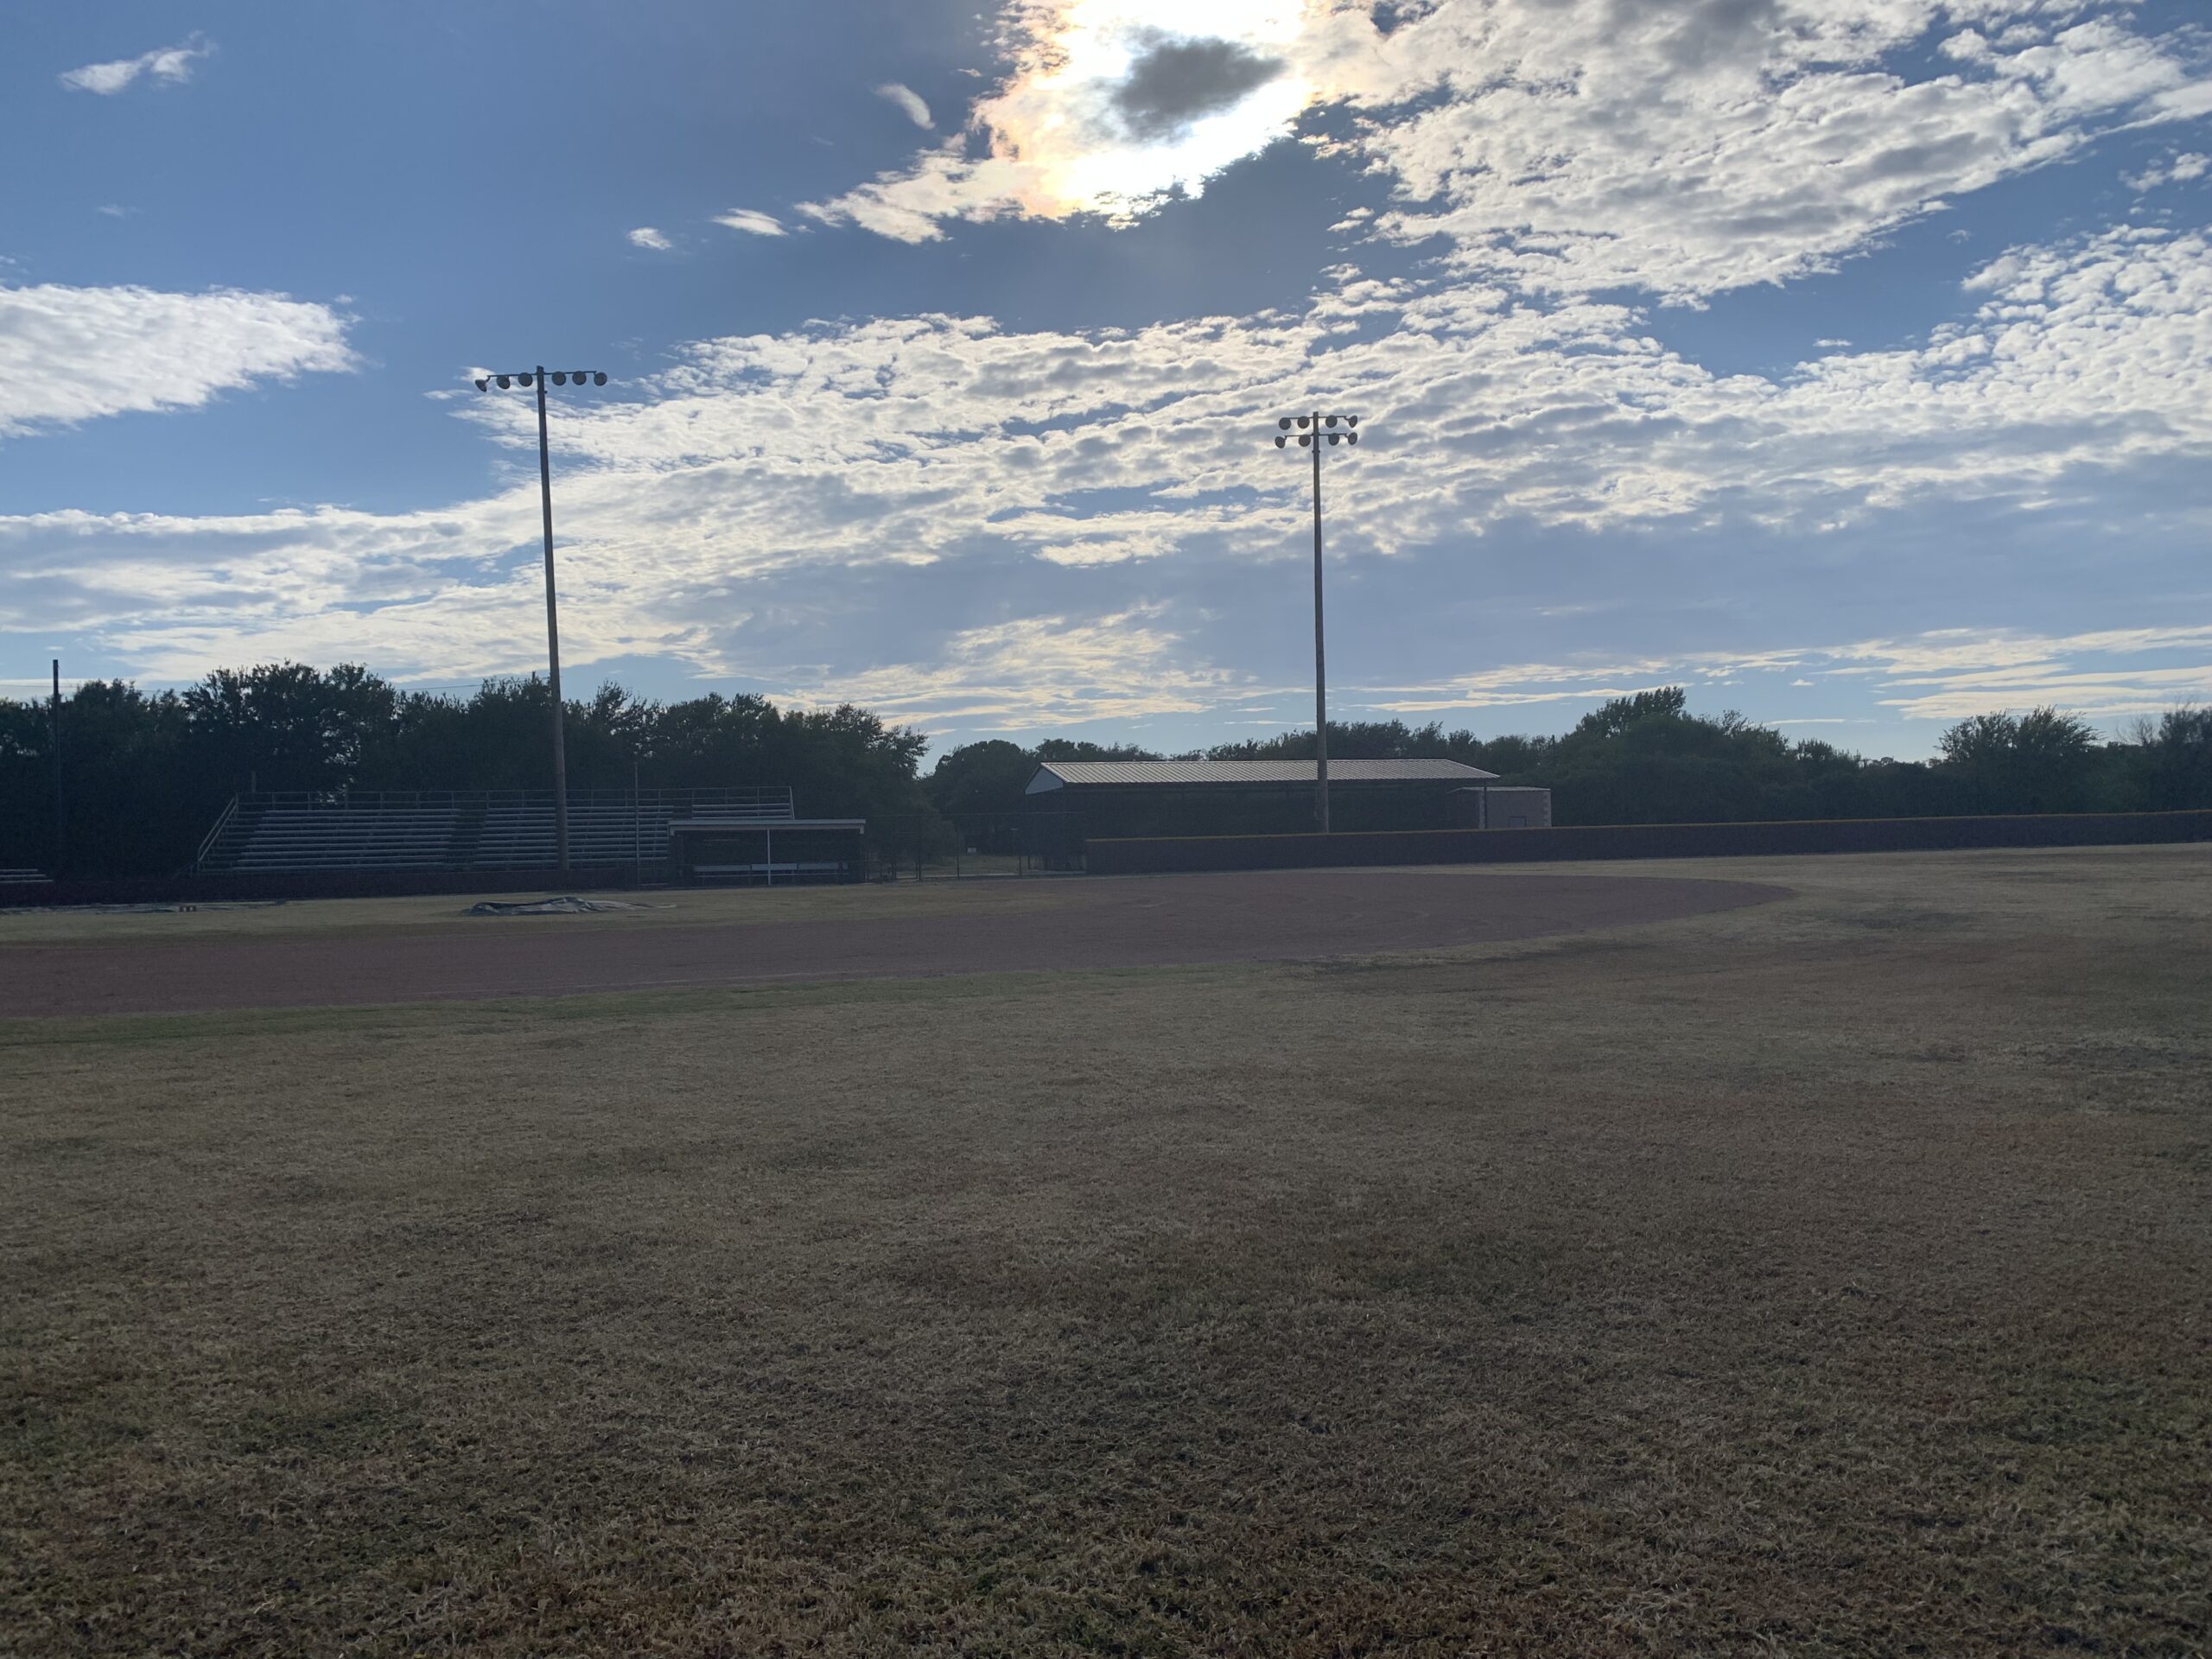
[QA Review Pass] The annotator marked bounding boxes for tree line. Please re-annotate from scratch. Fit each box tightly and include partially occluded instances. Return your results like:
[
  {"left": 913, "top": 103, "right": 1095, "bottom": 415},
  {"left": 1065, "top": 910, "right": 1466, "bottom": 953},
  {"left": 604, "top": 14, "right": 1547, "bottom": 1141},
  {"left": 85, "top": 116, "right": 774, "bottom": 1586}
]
[
  {"left": 2, "top": 664, "right": 933, "bottom": 877},
  {"left": 3, "top": 665, "right": 2208, "bottom": 877},
  {"left": 924, "top": 686, "right": 2212, "bottom": 826}
]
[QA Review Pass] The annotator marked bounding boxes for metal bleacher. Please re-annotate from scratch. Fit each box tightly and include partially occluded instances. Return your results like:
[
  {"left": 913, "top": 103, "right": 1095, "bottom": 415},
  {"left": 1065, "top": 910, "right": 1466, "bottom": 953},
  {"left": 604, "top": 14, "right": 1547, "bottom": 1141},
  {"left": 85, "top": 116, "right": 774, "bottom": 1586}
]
[{"left": 194, "top": 789, "right": 794, "bottom": 875}]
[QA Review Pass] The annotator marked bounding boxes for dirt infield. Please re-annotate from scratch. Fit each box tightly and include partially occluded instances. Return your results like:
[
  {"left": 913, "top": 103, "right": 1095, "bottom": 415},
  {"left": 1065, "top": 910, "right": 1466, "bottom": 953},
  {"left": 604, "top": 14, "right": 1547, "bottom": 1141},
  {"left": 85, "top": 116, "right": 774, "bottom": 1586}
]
[{"left": 0, "top": 868, "right": 1782, "bottom": 1016}]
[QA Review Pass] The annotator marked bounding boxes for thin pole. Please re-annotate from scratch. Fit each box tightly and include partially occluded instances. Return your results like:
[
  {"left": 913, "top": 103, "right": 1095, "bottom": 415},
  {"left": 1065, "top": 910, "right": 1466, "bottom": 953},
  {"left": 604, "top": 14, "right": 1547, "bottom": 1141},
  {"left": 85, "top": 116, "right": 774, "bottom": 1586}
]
[
  {"left": 49, "top": 659, "right": 65, "bottom": 877},
  {"left": 536, "top": 365, "right": 570, "bottom": 875},
  {"left": 1311, "top": 411, "right": 1331, "bottom": 834}
]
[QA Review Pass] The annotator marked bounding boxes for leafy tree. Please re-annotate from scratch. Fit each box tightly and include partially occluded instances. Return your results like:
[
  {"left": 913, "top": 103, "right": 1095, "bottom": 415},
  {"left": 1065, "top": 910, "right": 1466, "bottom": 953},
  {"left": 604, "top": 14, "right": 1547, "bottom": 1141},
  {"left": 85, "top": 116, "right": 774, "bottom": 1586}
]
[
  {"left": 2122, "top": 708, "right": 2212, "bottom": 814},
  {"left": 181, "top": 663, "right": 399, "bottom": 796},
  {"left": 1033, "top": 739, "right": 1162, "bottom": 763},
  {"left": 1572, "top": 687, "right": 1690, "bottom": 739},
  {"left": 925, "top": 741, "right": 1042, "bottom": 818},
  {"left": 925, "top": 737, "right": 1165, "bottom": 823},
  {"left": 1208, "top": 719, "right": 1439, "bottom": 761},
  {"left": 1937, "top": 707, "right": 2099, "bottom": 813}
]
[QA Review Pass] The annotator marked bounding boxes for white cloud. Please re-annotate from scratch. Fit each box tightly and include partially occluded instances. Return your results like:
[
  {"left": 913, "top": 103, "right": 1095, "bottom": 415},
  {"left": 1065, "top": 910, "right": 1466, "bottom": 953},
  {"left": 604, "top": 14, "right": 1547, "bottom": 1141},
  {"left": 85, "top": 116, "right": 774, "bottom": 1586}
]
[
  {"left": 1361, "top": 625, "right": 2212, "bottom": 725},
  {"left": 627, "top": 226, "right": 674, "bottom": 251},
  {"left": 60, "top": 36, "right": 212, "bottom": 95},
  {"left": 800, "top": 1, "right": 2212, "bottom": 301},
  {"left": 799, "top": 144, "right": 1020, "bottom": 243},
  {"left": 1821, "top": 625, "right": 2212, "bottom": 719},
  {"left": 1354, "top": 3, "right": 2211, "bottom": 302},
  {"left": 2126, "top": 151, "right": 2210, "bottom": 192},
  {"left": 714, "top": 208, "right": 787, "bottom": 237},
  {"left": 0, "top": 283, "right": 354, "bottom": 438},
  {"left": 876, "top": 82, "right": 933, "bottom": 128},
  {"left": 781, "top": 606, "right": 1236, "bottom": 729}
]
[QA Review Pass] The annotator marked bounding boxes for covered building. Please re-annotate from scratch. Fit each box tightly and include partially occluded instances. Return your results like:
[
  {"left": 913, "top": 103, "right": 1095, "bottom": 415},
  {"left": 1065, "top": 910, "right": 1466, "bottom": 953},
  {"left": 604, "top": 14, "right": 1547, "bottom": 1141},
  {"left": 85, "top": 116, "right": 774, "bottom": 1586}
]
[{"left": 1023, "top": 759, "right": 1519, "bottom": 839}]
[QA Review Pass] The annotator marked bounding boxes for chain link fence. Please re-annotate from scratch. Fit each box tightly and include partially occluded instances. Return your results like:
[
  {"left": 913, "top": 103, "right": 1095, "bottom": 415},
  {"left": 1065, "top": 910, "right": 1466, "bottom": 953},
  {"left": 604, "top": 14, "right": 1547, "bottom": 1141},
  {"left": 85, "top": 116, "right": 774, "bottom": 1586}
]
[{"left": 866, "top": 813, "right": 1084, "bottom": 880}]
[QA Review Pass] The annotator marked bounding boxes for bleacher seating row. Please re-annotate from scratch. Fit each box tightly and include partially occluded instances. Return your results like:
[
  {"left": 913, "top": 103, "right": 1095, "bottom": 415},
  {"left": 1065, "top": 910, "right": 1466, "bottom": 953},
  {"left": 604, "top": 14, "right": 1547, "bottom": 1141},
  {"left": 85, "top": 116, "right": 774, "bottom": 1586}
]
[{"left": 196, "top": 792, "right": 785, "bottom": 874}]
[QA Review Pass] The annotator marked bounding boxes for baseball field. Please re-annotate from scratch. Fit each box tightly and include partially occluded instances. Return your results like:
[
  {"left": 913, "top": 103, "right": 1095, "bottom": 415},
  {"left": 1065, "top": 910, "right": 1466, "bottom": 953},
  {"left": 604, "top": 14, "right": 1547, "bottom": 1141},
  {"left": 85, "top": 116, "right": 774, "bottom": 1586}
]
[{"left": 3, "top": 847, "right": 2208, "bottom": 1655}]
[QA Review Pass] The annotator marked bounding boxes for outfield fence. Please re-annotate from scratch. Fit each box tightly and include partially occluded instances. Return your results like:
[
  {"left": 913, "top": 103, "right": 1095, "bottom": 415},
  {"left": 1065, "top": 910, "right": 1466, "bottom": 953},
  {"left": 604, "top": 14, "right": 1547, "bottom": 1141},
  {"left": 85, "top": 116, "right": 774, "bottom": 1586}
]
[
  {"left": 1084, "top": 809, "right": 2212, "bottom": 875},
  {"left": 10, "top": 809, "right": 2206, "bottom": 906}
]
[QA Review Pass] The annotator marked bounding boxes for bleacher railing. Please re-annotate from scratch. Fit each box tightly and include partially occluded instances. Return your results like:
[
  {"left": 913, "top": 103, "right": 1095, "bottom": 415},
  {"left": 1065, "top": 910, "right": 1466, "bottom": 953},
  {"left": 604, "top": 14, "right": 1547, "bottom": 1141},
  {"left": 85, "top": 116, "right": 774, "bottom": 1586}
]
[
  {"left": 194, "top": 795, "right": 242, "bottom": 871},
  {"left": 226, "top": 787, "right": 796, "bottom": 817}
]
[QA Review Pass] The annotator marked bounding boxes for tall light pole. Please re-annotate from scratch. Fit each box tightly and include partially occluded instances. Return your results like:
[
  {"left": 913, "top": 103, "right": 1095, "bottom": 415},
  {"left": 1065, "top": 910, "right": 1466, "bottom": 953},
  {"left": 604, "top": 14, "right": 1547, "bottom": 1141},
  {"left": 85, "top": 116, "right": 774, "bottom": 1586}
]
[
  {"left": 475, "top": 365, "right": 608, "bottom": 874},
  {"left": 49, "top": 658, "right": 65, "bottom": 878},
  {"left": 1272, "top": 411, "right": 1361, "bottom": 833}
]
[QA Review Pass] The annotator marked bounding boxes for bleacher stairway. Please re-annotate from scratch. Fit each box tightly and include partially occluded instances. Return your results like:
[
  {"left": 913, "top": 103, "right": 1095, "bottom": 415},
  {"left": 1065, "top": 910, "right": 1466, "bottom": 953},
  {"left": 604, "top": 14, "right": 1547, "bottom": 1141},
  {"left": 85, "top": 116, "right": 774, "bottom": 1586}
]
[{"left": 194, "top": 790, "right": 792, "bottom": 875}]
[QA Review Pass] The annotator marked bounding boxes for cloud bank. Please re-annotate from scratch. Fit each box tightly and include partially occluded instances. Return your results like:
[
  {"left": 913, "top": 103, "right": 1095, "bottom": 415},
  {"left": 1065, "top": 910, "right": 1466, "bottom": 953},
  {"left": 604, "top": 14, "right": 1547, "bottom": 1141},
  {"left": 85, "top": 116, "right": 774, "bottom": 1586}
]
[
  {"left": 802, "top": 0, "right": 2212, "bottom": 303},
  {"left": 4, "top": 222, "right": 2205, "bottom": 728}
]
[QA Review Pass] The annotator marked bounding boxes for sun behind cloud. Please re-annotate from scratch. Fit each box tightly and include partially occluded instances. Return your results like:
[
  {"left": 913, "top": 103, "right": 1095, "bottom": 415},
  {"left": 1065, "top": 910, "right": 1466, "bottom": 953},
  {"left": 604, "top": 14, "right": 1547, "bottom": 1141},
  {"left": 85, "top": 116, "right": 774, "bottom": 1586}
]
[{"left": 805, "top": 0, "right": 1325, "bottom": 238}]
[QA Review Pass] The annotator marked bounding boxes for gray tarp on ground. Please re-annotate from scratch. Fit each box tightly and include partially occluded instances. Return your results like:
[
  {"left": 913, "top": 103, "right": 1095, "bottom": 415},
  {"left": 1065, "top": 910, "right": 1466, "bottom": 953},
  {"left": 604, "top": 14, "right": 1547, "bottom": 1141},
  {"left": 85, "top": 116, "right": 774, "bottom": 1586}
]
[{"left": 466, "top": 896, "right": 649, "bottom": 916}]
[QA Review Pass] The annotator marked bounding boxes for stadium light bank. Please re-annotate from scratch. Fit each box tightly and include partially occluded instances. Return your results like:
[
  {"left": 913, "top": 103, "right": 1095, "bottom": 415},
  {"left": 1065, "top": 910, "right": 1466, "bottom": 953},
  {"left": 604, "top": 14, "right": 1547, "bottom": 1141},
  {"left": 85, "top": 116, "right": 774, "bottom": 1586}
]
[
  {"left": 474, "top": 365, "right": 610, "bottom": 874},
  {"left": 1270, "top": 411, "right": 1362, "bottom": 835}
]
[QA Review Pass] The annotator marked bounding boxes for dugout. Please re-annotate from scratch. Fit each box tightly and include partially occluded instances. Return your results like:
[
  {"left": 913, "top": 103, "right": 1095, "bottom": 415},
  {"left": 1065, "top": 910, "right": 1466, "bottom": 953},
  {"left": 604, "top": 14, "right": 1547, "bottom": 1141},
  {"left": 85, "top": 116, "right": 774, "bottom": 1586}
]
[
  {"left": 1024, "top": 759, "right": 1501, "bottom": 838},
  {"left": 670, "top": 817, "right": 867, "bottom": 885}
]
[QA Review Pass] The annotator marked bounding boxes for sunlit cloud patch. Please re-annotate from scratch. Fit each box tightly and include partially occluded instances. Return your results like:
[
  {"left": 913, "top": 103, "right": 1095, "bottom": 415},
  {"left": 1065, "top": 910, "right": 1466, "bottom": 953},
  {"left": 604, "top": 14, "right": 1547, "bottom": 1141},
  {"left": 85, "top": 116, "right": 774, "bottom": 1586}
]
[{"left": 804, "top": 0, "right": 1319, "bottom": 238}]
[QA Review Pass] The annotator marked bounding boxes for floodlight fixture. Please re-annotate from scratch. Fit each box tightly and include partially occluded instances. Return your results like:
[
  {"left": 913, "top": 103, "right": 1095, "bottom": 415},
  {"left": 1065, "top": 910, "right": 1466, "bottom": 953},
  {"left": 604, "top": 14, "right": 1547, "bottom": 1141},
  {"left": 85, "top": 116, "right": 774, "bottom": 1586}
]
[
  {"left": 1263, "top": 410, "right": 1368, "bottom": 835},
  {"left": 470, "top": 361, "right": 613, "bottom": 873}
]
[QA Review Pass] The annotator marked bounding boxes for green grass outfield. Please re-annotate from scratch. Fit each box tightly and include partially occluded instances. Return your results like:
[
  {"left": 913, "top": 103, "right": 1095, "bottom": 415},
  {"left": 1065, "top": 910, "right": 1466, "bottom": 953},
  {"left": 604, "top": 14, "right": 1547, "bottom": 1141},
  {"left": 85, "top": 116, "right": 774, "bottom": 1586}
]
[{"left": 4, "top": 847, "right": 2209, "bottom": 1656}]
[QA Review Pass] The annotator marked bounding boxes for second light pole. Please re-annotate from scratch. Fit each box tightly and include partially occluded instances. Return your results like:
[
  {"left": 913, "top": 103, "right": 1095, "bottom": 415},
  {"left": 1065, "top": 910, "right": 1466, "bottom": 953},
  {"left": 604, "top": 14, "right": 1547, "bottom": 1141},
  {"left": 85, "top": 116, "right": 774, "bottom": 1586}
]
[
  {"left": 476, "top": 365, "right": 608, "bottom": 874},
  {"left": 1273, "top": 410, "right": 1361, "bottom": 833}
]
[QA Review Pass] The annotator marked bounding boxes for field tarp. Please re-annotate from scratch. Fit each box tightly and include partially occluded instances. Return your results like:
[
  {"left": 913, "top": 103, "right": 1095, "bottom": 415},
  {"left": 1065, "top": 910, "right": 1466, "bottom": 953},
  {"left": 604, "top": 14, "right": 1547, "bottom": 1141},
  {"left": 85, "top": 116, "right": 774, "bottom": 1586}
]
[{"left": 0, "top": 865, "right": 652, "bottom": 910}]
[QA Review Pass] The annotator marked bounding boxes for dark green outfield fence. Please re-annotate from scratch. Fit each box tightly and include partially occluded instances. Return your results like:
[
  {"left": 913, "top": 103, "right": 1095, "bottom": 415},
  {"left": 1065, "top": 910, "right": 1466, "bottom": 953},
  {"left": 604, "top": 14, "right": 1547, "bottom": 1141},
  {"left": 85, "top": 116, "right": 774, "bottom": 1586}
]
[
  {"left": 8, "top": 810, "right": 2208, "bottom": 902},
  {"left": 1085, "top": 810, "right": 2212, "bottom": 876}
]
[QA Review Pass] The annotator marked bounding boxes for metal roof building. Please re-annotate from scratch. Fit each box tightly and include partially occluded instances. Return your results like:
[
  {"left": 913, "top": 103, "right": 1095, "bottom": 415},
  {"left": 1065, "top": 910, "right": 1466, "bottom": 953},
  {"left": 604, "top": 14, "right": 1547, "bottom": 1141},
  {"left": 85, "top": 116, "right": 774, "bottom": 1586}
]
[
  {"left": 1026, "top": 760, "right": 1497, "bottom": 791},
  {"left": 1023, "top": 758, "right": 1511, "bottom": 840}
]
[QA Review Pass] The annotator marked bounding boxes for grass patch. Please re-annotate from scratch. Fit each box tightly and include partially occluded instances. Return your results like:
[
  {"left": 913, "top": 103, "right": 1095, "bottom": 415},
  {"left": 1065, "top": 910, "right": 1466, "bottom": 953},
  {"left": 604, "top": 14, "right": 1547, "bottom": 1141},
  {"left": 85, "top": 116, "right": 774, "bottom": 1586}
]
[
  {"left": 3, "top": 847, "right": 2210, "bottom": 1655},
  {"left": 0, "top": 874, "right": 1079, "bottom": 948}
]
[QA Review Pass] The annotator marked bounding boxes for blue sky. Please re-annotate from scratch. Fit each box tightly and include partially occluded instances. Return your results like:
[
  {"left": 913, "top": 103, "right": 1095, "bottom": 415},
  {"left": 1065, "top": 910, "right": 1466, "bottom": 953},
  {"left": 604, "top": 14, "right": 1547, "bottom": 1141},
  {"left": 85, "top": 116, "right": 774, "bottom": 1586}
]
[{"left": 3, "top": 0, "right": 2209, "bottom": 759}]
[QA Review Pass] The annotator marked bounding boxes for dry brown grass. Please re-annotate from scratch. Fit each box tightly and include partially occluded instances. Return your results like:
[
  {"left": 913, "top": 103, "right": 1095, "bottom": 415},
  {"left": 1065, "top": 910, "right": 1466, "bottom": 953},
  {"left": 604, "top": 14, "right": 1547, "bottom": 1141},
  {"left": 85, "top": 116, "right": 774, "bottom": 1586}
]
[
  {"left": 0, "top": 874, "right": 1074, "bottom": 947},
  {"left": 3, "top": 847, "right": 2209, "bottom": 1656}
]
